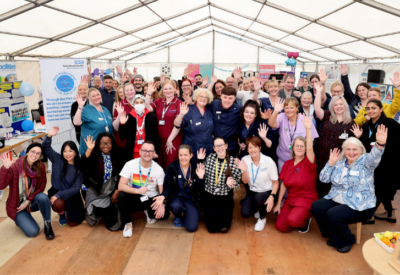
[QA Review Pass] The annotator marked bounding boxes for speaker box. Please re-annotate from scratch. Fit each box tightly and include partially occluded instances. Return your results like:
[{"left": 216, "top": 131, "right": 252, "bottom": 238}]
[{"left": 367, "top": 69, "right": 385, "bottom": 84}]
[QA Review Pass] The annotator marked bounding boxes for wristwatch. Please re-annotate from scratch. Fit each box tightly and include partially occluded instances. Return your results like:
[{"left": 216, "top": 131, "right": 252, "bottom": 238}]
[{"left": 270, "top": 193, "right": 276, "bottom": 198}]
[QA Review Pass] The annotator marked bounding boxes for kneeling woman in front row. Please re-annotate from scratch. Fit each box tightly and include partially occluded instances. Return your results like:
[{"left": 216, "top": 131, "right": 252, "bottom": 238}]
[
  {"left": 0, "top": 144, "right": 55, "bottom": 239},
  {"left": 198, "top": 137, "right": 241, "bottom": 233},
  {"left": 311, "top": 127, "right": 387, "bottom": 253},
  {"left": 154, "top": 145, "right": 205, "bottom": 232},
  {"left": 234, "top": 137, "right": 279, "bottom": 232},
  {"left": 44, "top": 126, "right": 85, "bottom": 227},
  {"left": 79, "top": 133, "right": 121, "bottom": 231}
]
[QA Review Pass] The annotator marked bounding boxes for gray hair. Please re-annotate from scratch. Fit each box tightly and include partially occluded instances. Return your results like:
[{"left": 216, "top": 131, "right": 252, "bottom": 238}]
[
  {"left": 340, "top": 137, "right": 366, "bottom": 161},
  {"left": 301, "top": 91, "right": 312, "bottom": 99},
  {"left": 329, "top": 96, "right": 352, "bottom": 124},
  {"left": 283, "top": 74, "right": 295, "bottom": 82},
  {"left": 193, "top": 88, "right": 214, "bottom": 104},
  {"left": 94, "top": 75, "right": 102, "bottom": 82}
]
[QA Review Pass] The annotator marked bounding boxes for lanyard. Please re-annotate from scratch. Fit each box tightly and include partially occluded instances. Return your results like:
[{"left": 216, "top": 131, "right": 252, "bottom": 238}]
[
  {"left": 137, "top": 117, "right": 145, "bottom": 140},
  {"left": 287, "top": 115, "right": 298, "bottom": 143},
  {"left": 95, "top": 106, "right": 108, "bottom": 126},
  {"left": 139, "top": 159, "right": 152, "bottom": 187},
  {"left": 369, "top": 123, "right": 378, "bottom": 138},
  {"left": 161, "top": 100, "right": 174, "bottom": 120},
  {"left": 179, "top": 163, "right": 192, "bottom": 187},
  {"left": 215, "top": 158, "right": 226, "bottom": 185},
  {"left": 251, "top": 163, "right": 260, "bottom": 185}
]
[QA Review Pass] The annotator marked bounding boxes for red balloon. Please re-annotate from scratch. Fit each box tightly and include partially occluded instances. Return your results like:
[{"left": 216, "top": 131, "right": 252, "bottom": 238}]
[
  {"left": 287, "top": 52, "right": 293, "bottom": 58},
  {"left": 292, "top": 52, "right": 299, "bottom": 59}
]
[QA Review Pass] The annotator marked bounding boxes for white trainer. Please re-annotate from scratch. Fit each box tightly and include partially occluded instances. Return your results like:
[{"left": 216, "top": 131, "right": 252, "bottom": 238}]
[
  {"left": 123, "top": 222, "right": 133, "bottom": 238},
  {"left": 254, "top": 218, "right": 266, "bottom": 232},
  {"left": 144, "top": 210, "right": 156, "bottom": 224},
  {"left": 254, "top": 211, "right": 260, "bottom": 219}
]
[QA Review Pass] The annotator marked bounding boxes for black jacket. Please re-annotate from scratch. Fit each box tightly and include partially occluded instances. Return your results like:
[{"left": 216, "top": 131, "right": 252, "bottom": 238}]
[
  {"left": 79, "top": 152, "right": 122, "bottom": 195},
  {"left": 359, "top": 114, "right": 400, "bottom": 200},
  {"left": 161, "top": 160, "right": 204, "bottom": 211},
  {"left": 341, "top": 74, "right": 361, "bottom": 113},
  {"left": 119, "top": 112, "right": 159, "bottom": 164}
]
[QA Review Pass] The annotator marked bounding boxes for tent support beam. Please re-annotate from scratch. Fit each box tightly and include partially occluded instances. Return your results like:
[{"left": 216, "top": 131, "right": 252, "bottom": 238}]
[
  {"left": 0, "top": 0, "right": 54, "bottom": 22},
  {"left": 212, "top": 30, "right": 215, "bottom": 75},
  {"left": 354, "top": 0, "right": 400, "bottom": 17}
]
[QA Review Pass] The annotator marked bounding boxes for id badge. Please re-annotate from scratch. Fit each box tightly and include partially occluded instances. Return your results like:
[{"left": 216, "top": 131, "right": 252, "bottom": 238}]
[
  {"left": 215, "top": 188, "right": 221, "bottom": 193},
  {"left": 339, "top": 133, "right": 348, "bottom": 140},
  {"left": 105, "top": 126, "right": 109, "bottom": 132},
  {"left": 98, "top": 118, "right": 104, "bottom": 121},
  {"left": 350, "top": 171, "right": 359, "bottom": 177},
  {"left": 288, "top": 144, "right": 292, "bottom": 150},
  {"left": 196, "top": 122, "right": 201, "bottom": 126},
  {"left": 250, "top": 185, "right": 258, "bottom": 191},
  {"left": 140, "top": 195, "right": 149, "bottom": 202},
  {"left": 159, "top": 120, "right": 165, "bottom": 125},
  {"left": 137, "top": 139, "right": 144, "bottom": 145}
]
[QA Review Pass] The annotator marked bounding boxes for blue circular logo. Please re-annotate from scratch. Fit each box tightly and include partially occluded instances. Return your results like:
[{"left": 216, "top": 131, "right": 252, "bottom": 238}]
[{"left": 56, "top": 75, "right": 74, "bottom": 92}]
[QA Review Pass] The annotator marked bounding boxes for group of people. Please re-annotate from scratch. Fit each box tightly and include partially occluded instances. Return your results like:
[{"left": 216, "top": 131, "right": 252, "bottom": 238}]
[{"left": 1, "top": 64, "right": 399, "bottom": 254}]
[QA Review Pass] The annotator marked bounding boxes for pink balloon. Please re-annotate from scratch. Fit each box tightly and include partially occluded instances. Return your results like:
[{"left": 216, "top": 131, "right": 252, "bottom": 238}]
[
  {"left": 287, "top": 52, "right": 293, "bottom": 58},
  {"left": 292, "top": 52, "right": 299, "bottom": 59}
]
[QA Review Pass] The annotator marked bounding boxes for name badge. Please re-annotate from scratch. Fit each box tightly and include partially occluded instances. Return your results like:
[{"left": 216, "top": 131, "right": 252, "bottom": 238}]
[
  {"left": 196, "top": 122, "right": 201, "bottom": 126},
  {"left": 178, "top": 175, "right": 182, "bottom": 178},
  {"left": 137, "top": 139, "right": 144, "bottom": 145},
  {"left": 350, "top": 171, "right": 359, "bottom": 176},
  {"left": 339, "top": 133, "right": 348, "bottom": 140},
  {"left": 105, "top": 126, "right": 109, "bottom": 133},
  {"left": 215, "top": 188, "right": 221, "bottom": 193},
  {"left": 140, "top": 195, "right": 149, "bottom": 202},
  {"left": 98, "top": 118, "right": 104, "bottom": 121},
  {"left": 159, "top": 120, "right": 165, "bottom": 125},
  {"left": 216, "top": 111, "right": 221, "bottom": 114}
]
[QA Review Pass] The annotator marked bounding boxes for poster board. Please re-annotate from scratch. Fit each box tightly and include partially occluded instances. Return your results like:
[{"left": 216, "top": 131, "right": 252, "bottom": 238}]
[
  {"left": 369, "top": 83, "right": 400, "bottom": 122},
  {"left": 200, "top": 65, "right": 213, "bottom": 83},
  {"left": 40, "top": 58, "right": 87, "bottom": 144},
  {"left": 160, "top": 64, "right": 171, "bottom": 78},
  {"left": 0, "top": 61, "right": 17, "bottom": 82},
  {"left": 259, "top": 65, "right": 275, "bottom": 83},
  {"left": 0, "top": 81, "right": 27, "bottom": 134}
]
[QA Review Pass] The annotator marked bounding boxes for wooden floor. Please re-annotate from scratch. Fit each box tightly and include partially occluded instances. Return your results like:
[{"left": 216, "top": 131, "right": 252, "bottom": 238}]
[{"left": 1, "top": 170, "right": 399, "bottom": 274}]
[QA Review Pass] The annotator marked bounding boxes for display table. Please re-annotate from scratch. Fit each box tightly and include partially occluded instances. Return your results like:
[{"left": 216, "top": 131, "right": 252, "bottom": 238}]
[
  {"left": 363, "top": 238, "right": 399, "bottom": 275},
  {"left": 0, "top": 132, "right": 46, "bottom": 155}
]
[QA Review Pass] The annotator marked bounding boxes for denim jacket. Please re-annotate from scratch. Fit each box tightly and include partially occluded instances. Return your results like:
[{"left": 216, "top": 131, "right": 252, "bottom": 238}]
[{"left": 320, "top": 145, "right": 385, "bottom": 211}]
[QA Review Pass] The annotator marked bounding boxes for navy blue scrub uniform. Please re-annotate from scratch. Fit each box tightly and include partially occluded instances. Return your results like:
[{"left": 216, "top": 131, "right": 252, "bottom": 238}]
[
  {"left": 182, "top": 104, "right": 214, "bottom": 164},
  {"left": 209, "top": 100, "right": 242, "bottom": 157}
]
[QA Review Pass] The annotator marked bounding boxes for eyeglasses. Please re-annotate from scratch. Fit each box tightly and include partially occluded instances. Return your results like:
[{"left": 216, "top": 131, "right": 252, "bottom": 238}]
[
  {"left": 198, "top": 96, "right": 208, "bottom": 100},
  {"left": 294, "top": 145, "right": 305, "bottom": 149},
  {"left": 141, "top": 149, "right": 154, "bottom": 154},
  {"left": 100, "top": 142, "right": 112, "bottom": 147},
  {"left": 214, "top": 144, "right": 226, "bottom": 149},
  {"left": 181, "top": 85, "right": 191, "bottom": 88},
  {"left": 29, "top": 150, "right": 41, "bottom": 156}
]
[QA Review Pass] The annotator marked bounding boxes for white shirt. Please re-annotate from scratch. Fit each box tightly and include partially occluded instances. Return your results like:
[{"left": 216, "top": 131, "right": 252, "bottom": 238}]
[
  {"left": 242, "top": 154, "right": 278, "bottom": 192},
  {"left": 237, "top": 90, "right": 269, "bottom": 103},
  {"left": 119, "top": 158, "right": 165, "bottom": 198}
]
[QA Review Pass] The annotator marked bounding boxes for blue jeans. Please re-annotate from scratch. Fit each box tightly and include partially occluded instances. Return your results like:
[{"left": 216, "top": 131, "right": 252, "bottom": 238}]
[{"left": 15, "top": 193, "right": 51, "bottom": 238}]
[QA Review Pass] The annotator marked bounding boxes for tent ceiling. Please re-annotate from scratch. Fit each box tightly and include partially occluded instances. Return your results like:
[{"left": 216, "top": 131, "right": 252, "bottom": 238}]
[{"left": 1, "top": 0, "right": 399, "bottom": 63}]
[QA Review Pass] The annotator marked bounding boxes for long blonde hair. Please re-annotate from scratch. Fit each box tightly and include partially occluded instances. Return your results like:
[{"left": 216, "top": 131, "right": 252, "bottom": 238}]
[
  {"left": 115, "top": 85, "right": 125, "bottom": 103},
  {"left": 329, "top": 96, "right": 352, "bottom": 124}
]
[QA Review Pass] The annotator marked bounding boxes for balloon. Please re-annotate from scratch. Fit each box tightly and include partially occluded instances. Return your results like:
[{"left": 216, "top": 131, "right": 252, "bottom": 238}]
[
  {"left": 285, "top": 58, "right": 291, "bottom": 66},
  {"left": 292, "top": 52, "right": 299, "bottom": 59},
  {"left": 106, "top": 69, "right": 111, "bottom": 74},
  {"left": 20, "top": 82, "right": 35, "bottom": 97},
  {"left": 21, "top": 120, "right": 34, "bottom": 131},
  {"left": 290, "top": 59, "right": 297, "bottom": 68},
  {"left": 287, "top": 52, "right": 293, "bottom": 58},
  {"left": 93, "top": 68, "right": 99, "bottom": 75}
]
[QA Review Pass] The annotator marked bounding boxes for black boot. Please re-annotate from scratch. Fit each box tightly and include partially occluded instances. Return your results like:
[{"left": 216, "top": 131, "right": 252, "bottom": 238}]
[{"left": 44, "top": 221, "right": 55, "bottom": 240}]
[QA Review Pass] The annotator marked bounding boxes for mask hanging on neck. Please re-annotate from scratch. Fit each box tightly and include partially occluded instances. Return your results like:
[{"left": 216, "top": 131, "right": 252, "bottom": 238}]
[{"left": 134, "top": 104, "right": 145, "bottom": 115}]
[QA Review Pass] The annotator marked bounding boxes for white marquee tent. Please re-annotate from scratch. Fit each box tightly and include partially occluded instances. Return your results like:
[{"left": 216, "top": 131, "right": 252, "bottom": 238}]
[{"left": 1, "top": 0, "right": 400, "bottom": 98}]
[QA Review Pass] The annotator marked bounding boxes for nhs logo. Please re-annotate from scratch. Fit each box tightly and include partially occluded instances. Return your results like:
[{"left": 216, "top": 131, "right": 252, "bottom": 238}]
[{"left": 75, "top": 60, "right": 84, "bottom": 64}]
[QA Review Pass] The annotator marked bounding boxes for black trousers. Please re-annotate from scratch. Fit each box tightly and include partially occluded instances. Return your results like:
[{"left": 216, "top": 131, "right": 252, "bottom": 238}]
[
  {"left": 241, "top": 190, "right": 271, "bottom": 219},
  {"left": 375, "top": 196, "right": 393, "bottom": 215},
  {"left": 311, "top": 198, "right": 375, "bottom": 248},
  {"left": 203, "top": 191, "right": 234, "bottom": 233},
  {"left": 47, "top": 187, "right": 85, "bottom": 225},
  {"left": 93, "top": 203, "right": 119, "bottom": 231},
  {"left": 117, "top": 191, "right": 170, "bottom": 224}
]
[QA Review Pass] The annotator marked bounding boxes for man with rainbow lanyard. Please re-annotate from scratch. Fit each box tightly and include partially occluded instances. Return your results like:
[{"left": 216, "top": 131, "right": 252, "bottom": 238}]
[{"left": 117, "top": 140, "right": 170, "bottom": 238}]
